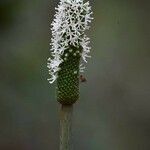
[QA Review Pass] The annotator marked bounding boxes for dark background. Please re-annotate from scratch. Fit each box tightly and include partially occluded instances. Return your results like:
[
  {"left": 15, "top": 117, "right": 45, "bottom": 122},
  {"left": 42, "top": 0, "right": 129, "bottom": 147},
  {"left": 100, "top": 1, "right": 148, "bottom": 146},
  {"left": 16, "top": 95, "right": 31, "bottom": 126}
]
[{"left": 0, "top": 0, "right": 150, "bottom": 149}]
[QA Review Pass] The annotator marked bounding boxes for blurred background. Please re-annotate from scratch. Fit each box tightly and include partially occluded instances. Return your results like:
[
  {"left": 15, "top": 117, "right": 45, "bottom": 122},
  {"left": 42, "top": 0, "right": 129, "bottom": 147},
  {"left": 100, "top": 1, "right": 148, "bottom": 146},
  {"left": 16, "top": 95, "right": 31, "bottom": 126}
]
[{"left": 0, "top": 0, "right": 150, "bottom": 149}]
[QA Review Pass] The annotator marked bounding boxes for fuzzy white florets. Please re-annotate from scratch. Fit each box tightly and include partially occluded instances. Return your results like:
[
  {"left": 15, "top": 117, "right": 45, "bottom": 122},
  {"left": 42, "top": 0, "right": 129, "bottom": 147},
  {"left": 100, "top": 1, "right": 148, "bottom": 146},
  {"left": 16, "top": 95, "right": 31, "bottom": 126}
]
[{"left": 47, "top": 0, "right": 93, "bottom": 83}]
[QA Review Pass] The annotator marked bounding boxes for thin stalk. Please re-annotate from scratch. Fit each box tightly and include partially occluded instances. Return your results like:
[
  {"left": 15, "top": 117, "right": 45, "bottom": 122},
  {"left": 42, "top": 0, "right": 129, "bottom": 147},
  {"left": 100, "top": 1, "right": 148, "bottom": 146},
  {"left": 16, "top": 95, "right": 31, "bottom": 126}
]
[{"left": 59, "top": 104, "right": 73, "bottom": 150}]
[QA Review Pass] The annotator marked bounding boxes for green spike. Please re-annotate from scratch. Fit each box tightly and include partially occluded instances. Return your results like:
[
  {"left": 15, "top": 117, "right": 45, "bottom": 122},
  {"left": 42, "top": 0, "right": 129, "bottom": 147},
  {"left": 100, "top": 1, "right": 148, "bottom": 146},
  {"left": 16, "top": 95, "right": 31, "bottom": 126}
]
[{"left": 56, "top": 46, "right": 82, "bottom": 105}]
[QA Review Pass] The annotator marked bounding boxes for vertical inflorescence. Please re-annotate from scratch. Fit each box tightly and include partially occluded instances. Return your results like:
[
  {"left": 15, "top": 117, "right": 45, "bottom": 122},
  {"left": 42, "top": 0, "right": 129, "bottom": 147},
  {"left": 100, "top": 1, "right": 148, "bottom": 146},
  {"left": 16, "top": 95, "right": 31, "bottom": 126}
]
[{"left": 48, "top": 0, "right": 93, "bottom": 104}]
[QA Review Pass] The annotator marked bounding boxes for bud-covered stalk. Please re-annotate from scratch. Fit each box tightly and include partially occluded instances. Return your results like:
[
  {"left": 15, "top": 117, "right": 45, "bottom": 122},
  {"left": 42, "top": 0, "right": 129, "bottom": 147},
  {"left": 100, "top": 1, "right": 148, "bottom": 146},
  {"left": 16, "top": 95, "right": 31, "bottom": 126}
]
[
  {"left": 57, "top": 46, "right": 82, "bottom": 104},
  {"left": 47, "top": 0, "right": 93, "bottom": 105}
]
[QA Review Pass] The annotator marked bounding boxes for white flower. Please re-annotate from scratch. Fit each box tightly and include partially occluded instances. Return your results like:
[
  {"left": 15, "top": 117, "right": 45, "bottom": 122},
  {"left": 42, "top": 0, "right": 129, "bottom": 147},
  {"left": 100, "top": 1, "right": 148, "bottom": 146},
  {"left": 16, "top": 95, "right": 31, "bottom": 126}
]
[{"left": 48, "top": 0, "right": 93, "bottom": 83}]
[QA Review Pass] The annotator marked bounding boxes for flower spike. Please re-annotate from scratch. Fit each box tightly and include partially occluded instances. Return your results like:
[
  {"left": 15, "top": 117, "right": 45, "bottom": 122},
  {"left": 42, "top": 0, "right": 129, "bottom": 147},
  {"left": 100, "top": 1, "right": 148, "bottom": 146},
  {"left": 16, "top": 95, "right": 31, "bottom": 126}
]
[{"left": 48, "top": 0, "right": 93, "bottom": 104}]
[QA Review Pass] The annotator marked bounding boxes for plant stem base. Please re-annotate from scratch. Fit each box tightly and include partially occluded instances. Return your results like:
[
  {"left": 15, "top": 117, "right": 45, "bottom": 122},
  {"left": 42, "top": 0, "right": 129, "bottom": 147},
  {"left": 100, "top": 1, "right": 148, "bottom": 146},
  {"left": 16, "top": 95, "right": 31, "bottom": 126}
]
[{"left": 60, "top": 104, "right": 73, "bottom": 150}]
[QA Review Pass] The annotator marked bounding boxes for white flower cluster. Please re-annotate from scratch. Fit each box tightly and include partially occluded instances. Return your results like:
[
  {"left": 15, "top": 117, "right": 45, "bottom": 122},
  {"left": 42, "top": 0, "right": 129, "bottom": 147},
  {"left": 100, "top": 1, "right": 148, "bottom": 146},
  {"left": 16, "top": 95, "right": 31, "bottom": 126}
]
[{"left": 47, "top": 0, "right": 93, "bottom": 83}]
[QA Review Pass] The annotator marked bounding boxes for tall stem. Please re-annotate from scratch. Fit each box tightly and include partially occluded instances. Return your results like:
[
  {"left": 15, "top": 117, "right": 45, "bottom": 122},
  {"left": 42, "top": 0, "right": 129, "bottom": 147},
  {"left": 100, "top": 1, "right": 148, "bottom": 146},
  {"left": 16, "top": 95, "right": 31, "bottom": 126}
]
[{"left": 60, "top": 104, "right": 73, "bottom": 150}]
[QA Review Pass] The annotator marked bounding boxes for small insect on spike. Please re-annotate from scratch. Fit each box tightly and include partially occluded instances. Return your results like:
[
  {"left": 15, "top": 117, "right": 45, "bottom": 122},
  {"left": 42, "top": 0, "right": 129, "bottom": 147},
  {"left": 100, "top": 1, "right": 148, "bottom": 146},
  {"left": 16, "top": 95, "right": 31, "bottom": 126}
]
[{"left": 80, "top": 75, "right": 87, "bottom": 83}]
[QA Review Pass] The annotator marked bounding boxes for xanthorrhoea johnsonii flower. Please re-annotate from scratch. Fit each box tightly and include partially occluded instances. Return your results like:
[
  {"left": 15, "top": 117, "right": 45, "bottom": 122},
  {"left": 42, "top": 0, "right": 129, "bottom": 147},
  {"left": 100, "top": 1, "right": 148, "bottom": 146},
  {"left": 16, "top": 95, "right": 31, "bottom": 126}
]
[{"left": 47, "top": 0, "right": 93, "bottom": 105}]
